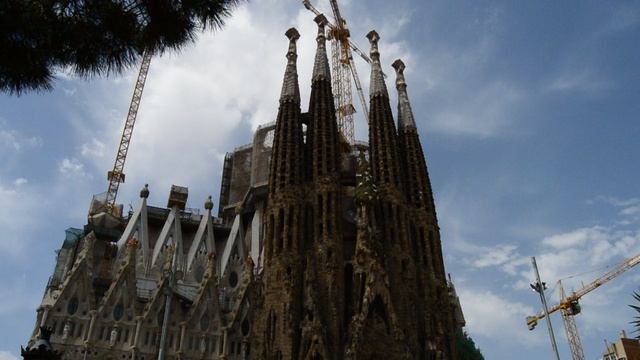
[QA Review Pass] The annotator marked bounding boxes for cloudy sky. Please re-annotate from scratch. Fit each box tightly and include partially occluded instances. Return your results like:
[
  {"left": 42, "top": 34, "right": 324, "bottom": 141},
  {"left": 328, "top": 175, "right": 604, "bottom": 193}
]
[{"left": 1, "top": 1, "right": 639, "bottom": 359}]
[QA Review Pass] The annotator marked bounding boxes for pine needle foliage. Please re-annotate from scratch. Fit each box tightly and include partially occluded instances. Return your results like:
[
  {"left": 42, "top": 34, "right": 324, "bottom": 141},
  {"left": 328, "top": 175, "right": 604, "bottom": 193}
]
[
  {"left": 629, "top": 290, "right": 640, "bottom": 338},
  {"left": 0, "top": 0, "right": 242, "bottom": 95}
]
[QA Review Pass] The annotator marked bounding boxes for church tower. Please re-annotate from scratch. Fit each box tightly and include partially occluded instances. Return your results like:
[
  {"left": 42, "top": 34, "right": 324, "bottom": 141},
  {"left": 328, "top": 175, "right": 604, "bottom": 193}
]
[
  {"left": 253, "top": 28, "right": 307, "bottom": 359},
  {"left": 394, "top": 59, "right": 457, "bottom": 358},
  {"left": 301, "top": 15, "right": 345, "bottom": 360},
  {"left": 27, "top": 21, "right": 462, "bottom": 360}
]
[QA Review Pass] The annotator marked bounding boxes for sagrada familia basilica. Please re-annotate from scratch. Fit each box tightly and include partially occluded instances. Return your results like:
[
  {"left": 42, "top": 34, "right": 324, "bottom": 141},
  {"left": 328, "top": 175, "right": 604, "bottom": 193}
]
[{"left": 23, "top": 15, "right": 465, "bottom": 360}]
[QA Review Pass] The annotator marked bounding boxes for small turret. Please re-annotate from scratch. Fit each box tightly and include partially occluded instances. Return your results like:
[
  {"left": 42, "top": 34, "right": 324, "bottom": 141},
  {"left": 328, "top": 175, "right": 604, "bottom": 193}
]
[
  {"left": 204, "top": 195, "right": 213, "bottom": 210},
  {"left": 140, "top": 183, "right": 149, "bottom": 198},
  {"left": 21, "top": 327, "right": 62, "bottom": 360}
]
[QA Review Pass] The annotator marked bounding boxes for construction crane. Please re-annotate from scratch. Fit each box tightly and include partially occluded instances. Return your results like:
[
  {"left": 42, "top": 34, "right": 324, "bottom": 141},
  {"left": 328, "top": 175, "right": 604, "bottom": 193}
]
[
  {"left": 302, "top": 0, "right": 372, "bottom": 144},
  {"left": 89, "top": 51, "right": 152, "bottom": 218},
  {"left": 526, "top": 252, "right": 640, "bottom": 359}
]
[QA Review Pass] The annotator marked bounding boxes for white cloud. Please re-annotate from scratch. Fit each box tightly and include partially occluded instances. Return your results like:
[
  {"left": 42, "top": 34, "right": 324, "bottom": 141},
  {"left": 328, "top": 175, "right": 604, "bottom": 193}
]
[
  {"left": 13, "top": 178, "right": 27, "bottom": 186},
  {"left": 68, "top": 1, "right": 412, "bottom": 206},
  {"left": 0, "top": 351, "right": 18, "bottom": 360},
  {"left": 80, "top": 138, "right": 106, "bottom": 159},
  {"left": 0, "top": 121, "right": 42, "bottom": 152},
  {"left": 430, "top": 80, "right": 523, "bottom": 138},
  {"left": 58, "top": 158, "right": 87, "bottom": 177},
  {"left": 458, "top": 287, "right": 542, "bottom": 347},
  {"left": 546, "top": 69, "right": 609, "bottom": 93},
  {"left": 472, "top": 244, "right": 518, "bottom": 268},
  {"left": 0, "top": 180, "right": 41, "bottom": 256}
]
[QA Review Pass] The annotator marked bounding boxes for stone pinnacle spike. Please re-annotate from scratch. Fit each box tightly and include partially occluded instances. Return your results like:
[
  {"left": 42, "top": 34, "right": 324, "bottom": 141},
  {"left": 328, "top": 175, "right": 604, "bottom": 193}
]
[
  {"left": 367, "top": 30, "right": 387, "bottom": 98},
  {"left": 280, "top": 27, "right": 301, "bottom": 102},
  {"left": 393, "top": 59, "right": 416, "bottom": 128},
  {"left": 392, "top": 59, "right": 407, "bottom": 90},
  {"left": 366, "top": 30, "right": 380, "bottom": 61},
  {"left": 312, "top": 15, "right": 331, "bottom": 81}
]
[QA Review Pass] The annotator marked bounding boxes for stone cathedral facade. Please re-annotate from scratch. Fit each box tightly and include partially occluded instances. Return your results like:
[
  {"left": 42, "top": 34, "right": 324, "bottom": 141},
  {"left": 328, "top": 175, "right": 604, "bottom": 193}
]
[{"left": 25, "top": 18, "right": 464, "bottom": 360}]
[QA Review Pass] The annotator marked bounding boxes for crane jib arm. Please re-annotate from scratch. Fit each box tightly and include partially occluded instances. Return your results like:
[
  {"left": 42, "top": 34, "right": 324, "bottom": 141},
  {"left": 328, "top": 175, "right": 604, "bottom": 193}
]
[
  {"left": 526, "top": 252, "right": 640, "bottom": 330},
  {"left": 104, "top": 51, "right": 152, "bottom": 214}
]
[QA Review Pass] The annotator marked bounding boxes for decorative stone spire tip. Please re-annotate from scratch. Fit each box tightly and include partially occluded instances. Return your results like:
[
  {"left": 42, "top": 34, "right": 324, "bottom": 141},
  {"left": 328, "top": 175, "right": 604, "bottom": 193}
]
[
  {"left": 285, "top": 27, "right": 300, "bottom": 43},
  {"left": 140, "top": 184, "right": 149, "bottom": 198},
  {"left": 204, "top": 195, "right": 213, "bottom": 210},
  {"left": 280, "top": 27, "right": 301, "bottom": 102},
  {"left": 392, "top": 58, "right": 416, "bottom": 129},
  {"left": 312, "top": 15, "right": 331, "bottom": 81},
  {"left": 367, "top": 30, "right": 388, "bottom": 98}
]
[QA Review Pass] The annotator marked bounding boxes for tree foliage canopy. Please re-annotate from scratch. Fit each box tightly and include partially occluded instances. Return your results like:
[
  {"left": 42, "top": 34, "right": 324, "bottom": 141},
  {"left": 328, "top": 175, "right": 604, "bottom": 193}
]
[
  {"left": 456, "top": 330, "right": 485, "bottom": 360},
  {"left": 0, "top": 0, "right": 242, "bottom": 95},
  {"left": 630, "top": 290, "right": 640, "bottom": 338}
]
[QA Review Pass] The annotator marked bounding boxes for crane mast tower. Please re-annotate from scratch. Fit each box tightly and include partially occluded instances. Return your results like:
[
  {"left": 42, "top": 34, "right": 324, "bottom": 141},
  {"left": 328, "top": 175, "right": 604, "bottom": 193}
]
[
  {"left": 527, "top": 252, "right": 640, "bottom": 359},
  {"left": 303, "top": 0, "right": 372, "bottom": 144},
  {"left": 89, "top": 51, "right": 152, "bottom": 218}
]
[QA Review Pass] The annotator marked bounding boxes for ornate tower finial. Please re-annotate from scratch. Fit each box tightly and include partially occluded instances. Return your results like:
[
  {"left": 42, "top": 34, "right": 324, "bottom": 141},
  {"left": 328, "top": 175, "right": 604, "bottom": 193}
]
[
  {"left": 140, "top": 184, "right": 149, "bottom": 198},
  {"left": 204, "top": 195, "right": 213, "bottom": 210},
  {"left": 366, "top": 30, "right": 388, "bottom": 98},
  {"left": 312, "top": 15, "right": 331, "bottom": 81},
  {"left": 280, "top": 27, "right": 301, "bottom": 102},
  {"left": 392, "top": 59, "right": 416, "bottom": 129}
]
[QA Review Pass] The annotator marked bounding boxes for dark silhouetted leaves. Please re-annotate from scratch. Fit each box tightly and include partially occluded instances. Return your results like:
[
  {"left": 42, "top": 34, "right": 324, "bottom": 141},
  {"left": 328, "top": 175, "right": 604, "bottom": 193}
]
[{"left": 0, "top": 0, "right": 242, "bottom": 95}]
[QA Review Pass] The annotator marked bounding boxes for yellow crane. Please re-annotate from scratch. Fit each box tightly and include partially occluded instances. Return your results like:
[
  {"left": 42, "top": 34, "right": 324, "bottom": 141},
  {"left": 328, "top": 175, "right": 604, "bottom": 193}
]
[
  {"left": 89, "top": 51, "right": 152, "bottom": 219},
  {"left": 302, "top": 0, "right": 373, "bottom": 144},
  {"left": 526, "top": 252, "right": 640, "bottom": 359}
]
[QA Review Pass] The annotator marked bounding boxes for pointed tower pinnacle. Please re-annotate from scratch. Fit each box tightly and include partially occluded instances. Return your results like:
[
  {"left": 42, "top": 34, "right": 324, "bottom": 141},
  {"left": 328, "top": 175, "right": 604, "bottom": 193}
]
[
  {"left": 312, "top": 14, "right": 331, "bottom": 81},
  {"left": 280, "top": 27, "right": 301, "bottom": 103},
  {"left": 269, "top": 27, "right": 304, "bottom": 195},
  {"left": 392, "top": 59, "right": 416, "bottom": 129},
  {"left": 366, "top": 30, "right": 389, "bottom": 99},
  {"left": 366, "top": 30, "right": 401, "bottom": 188}
]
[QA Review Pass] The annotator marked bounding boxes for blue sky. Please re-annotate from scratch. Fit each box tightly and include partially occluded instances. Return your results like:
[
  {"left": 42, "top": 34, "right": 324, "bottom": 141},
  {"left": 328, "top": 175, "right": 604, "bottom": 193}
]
[{"left": 1, "top": 1, "right": 639, "bottom": 359}]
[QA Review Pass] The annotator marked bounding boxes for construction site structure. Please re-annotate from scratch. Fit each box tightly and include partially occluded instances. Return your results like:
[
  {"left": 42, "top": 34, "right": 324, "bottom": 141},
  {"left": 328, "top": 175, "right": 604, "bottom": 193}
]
[
  {"left": 602, "top": 330, "right": 640, "bottom": 360},
  {"left": 26, "top": 19, "right": 463, "bottom": 360},
  {"left": 559, "top": 280, "right": 585, "bottom": 360},
  {"left": 527, "top": 252, "right": 640, "bottom": 359}
]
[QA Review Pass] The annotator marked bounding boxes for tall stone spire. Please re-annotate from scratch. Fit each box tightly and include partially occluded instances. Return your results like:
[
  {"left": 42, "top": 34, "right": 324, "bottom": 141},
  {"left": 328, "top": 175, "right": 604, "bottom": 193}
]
[
  {"left": 367, "top": 30, "right": 389, "bottom": 99},
  {"left": 304, "top": 14, "right": 344, "bottom": 359},
  {"left": 393, "top": 59, "right": 434, "bottom": 212},
  {"left": 280, "top": 27, "right": 301, "bottom": 103},
  {"left": 311, "top": 14, "right": 331, "bottom": 82},
  {"left": 255, "top": 27, "right": 307, "bottom": 359},
  {"left": 366, "top": 30, "right": 402, "bottom": 189},
  {"left": 394, "top": 58, "right": 457, "bottom": 359},
  {"left": 392, "top": 59, "right": 417, "bottom": 129},
  {"left": 308, "top": 14, "right": 339, "bottom": 181},
  {"left": 269, "top": 27, "right": 304, "bottom": 195}
]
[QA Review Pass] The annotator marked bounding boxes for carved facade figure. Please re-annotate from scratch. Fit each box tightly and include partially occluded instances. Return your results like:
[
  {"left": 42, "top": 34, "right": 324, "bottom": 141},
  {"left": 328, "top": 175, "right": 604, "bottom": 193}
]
[{"left": 26, "top": 20, "right": 464, "bottom": 360}]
